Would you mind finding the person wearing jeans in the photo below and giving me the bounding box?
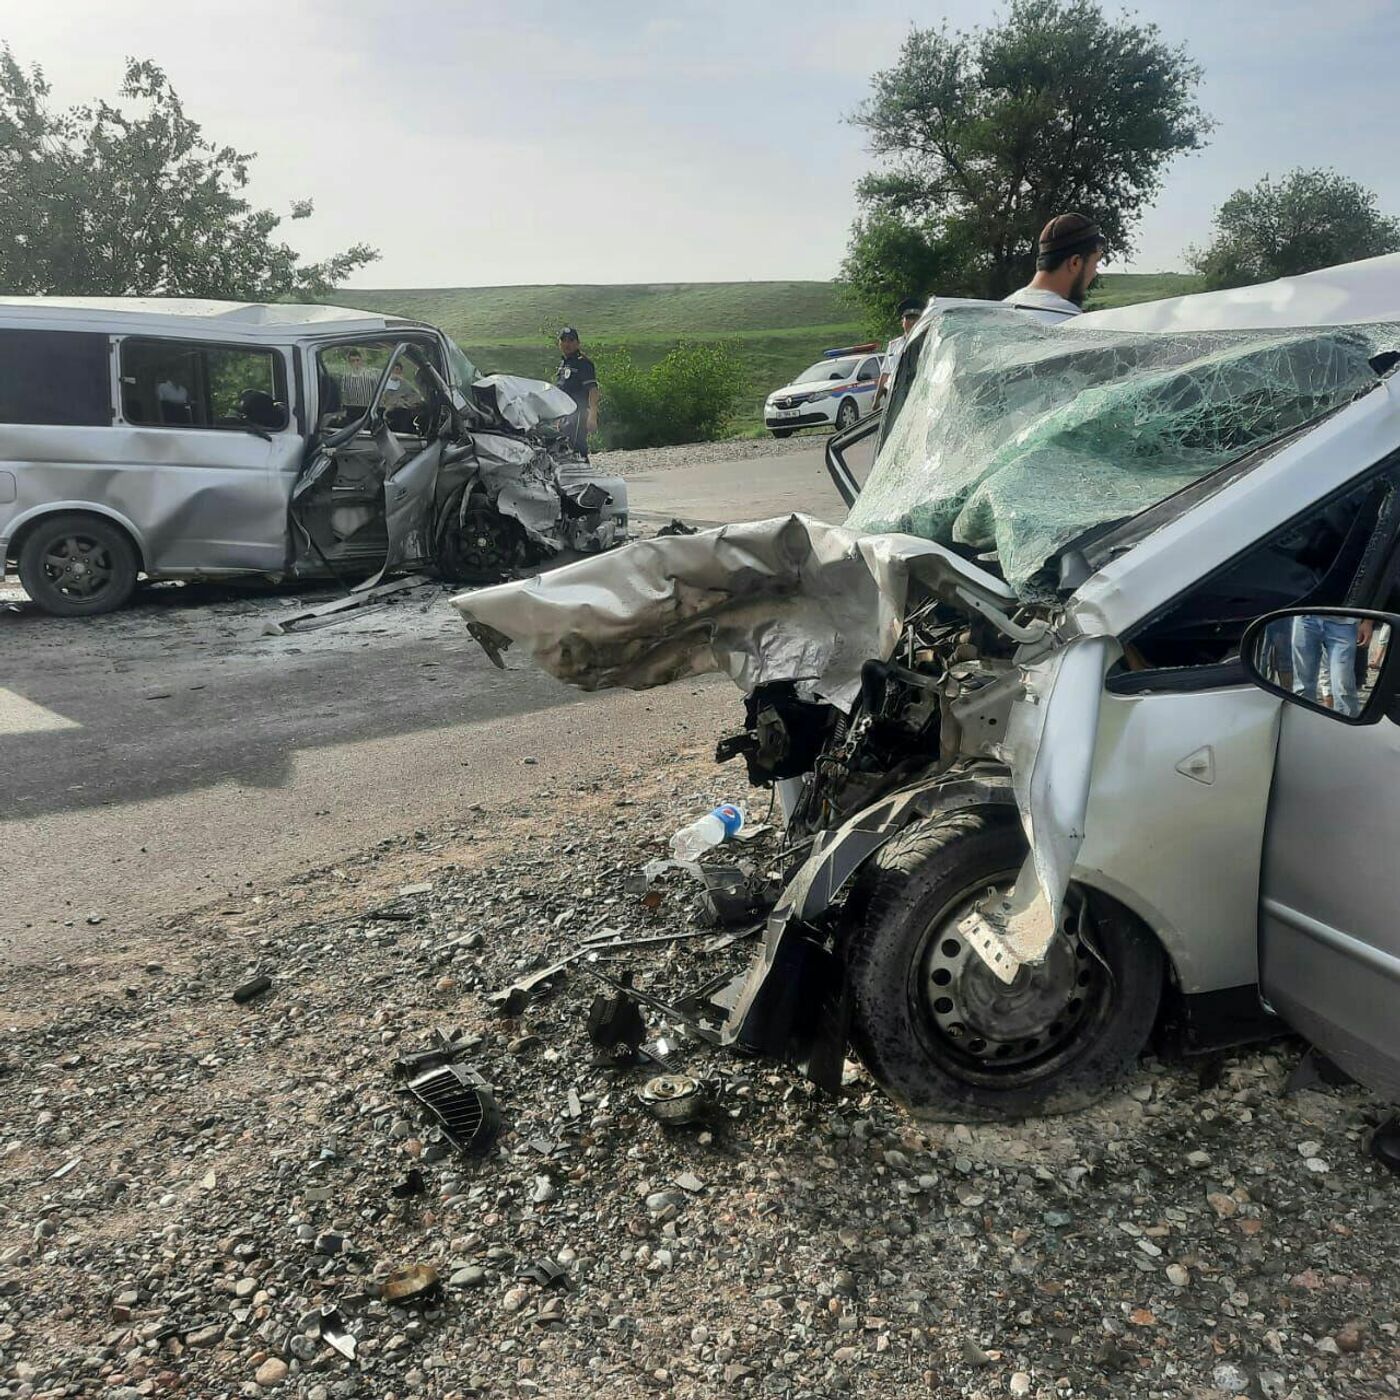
[1291,613,1369,716]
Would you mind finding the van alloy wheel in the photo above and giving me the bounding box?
[44,534,115,599]
[17,513,139,617]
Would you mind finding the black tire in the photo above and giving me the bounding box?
[835,398,859,431]
[436,490,530,583]
[770,428,796,439]
[847,810,1164,1121]
[17,512,139,617]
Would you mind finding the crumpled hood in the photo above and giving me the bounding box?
[472,375,576,431]
[452,513,1016,707]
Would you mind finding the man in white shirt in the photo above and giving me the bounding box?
[1003,214,1106,323]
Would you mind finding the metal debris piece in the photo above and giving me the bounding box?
[488,956,581,1015]
[390,1168,426,1199]
[381,1264,441,1306]
[637,1073,712,1125]
[267,574,432,635]
[1371,1115,1400,1173]
[697,865,780,929]
[401,1062,500,1155]
[394,1027,483,1078]
[516,1258,571,1289]
[230,974,273,1004]
[577,964,722,1046]
[674,969,750,1028]
[640,1037,682,1074]
[315,1305,357,1361]
[656,518,699,537]
[586,974,648,1062]
[1285,1047,1356,1095]
[49,1156,82,1180]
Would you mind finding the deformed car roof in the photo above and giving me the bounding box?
[0,296,431,342]
[1076,251,1400,333]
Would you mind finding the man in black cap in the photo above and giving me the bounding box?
[1003,213,1107,322]
[554,327,598,459]
[876,296,925,406]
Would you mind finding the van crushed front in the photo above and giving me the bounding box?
[291,352,627,588]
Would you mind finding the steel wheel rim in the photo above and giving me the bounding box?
[43,534,116,599]
[909,872,1110,1079]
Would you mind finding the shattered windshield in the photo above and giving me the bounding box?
[793,358,856,384]
[444,335,481,388]
[848,307,1400,596]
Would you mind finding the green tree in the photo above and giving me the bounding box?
[595,342,745,449]
[0,48,377,299]
[1189,168,1400,290]
[840,0,1210,322]
[839,213,977,334]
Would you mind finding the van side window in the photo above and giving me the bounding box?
[120,338,287,431]
[0,329,111,427]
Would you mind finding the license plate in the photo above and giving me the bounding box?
[773,407,801,419]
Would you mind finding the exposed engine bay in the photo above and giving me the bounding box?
[716,598,1024,841]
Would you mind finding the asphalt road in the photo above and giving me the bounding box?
[0,437,865,963]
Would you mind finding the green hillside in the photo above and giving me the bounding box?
[338,273,1201,436]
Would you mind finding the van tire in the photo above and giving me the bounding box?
[846,811,1164,1121]
[17,513,139,617]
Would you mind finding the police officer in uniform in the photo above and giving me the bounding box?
[554,326,598,459]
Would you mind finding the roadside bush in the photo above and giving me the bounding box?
[595,341,744,449]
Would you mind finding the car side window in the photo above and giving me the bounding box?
[317,340,441,434]
[859,357,879,382]
[1120,467,1399,676]
[120,338,287,431]
[0,329,111,427]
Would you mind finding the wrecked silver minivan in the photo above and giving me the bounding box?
[456,258,1400,1120]
[0,298,626,616]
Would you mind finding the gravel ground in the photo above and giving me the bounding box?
[592,435,821,478]
[2,745,1397,1400]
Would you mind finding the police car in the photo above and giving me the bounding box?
[763,342,885,437]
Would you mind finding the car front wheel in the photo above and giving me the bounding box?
[835,398,859,431]
[846,810,1164,1120]
[770,427,796,439]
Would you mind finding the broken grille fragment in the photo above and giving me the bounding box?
[402,1063,500,1155]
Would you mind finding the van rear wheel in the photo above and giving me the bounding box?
[846,811,1165,1121]
[18,513,139,617]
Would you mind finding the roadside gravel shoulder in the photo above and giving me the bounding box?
[593,433,823,478]
[1,745,1396,1399]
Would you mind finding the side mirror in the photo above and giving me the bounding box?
[1240,607,1400,725]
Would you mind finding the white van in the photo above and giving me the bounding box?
[0,298,626,615]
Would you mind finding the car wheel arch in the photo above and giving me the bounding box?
[7,503,149,574]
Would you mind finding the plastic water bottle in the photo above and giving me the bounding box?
[669,802,745,865]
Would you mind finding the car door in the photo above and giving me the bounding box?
[856,356,881,414]
[1258,680,1400,1098]
[116,334,299,572]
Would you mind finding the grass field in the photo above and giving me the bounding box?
[340,273,1202,436]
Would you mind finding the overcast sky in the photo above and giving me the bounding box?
[6,0,1399,288]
